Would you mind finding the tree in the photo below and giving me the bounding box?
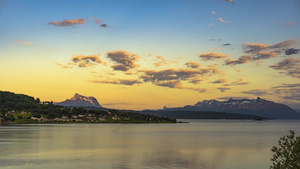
[270,130,300,169]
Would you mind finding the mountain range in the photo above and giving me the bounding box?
[55,93,300,119]
[161,97,300,119]
[55,93,103,108]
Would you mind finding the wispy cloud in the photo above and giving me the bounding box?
[218,18,229,23]
[186,62,201,69]
[56,63,73,69]
[224,79,250,86]
[153,56,169,67]
[106,50,140,71]
[285,21,294,26]
[225,55,253,65]
[16,40,32,45]
[241,89,268,96]
[224,0,234,4]
[71,54,104,68]
[211,11,216,15]
[217,87,231,92]
[91,79,142,86]
[269,57,300,78]
[90,17,101,24]
[212,78,227,84]
[199,52,229,61]
[223,43,231,46]
[49,19,86,26]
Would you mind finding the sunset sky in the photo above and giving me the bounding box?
[0,0,299,110]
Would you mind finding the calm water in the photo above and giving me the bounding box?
[0,120,300,169]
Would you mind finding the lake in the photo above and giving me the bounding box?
[0,120,300,169]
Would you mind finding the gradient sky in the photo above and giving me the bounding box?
[0,0,299,110]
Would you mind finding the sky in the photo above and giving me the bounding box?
[0,0,299,110]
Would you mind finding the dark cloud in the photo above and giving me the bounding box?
[100,24,109,28]
[212,78,227,84]
[71,55,104,68]
[225,55,253,65]
[185,62,201,69]
[49,19,86,26]
[241,90,268,96]
[199,52,228,61]
[217,87,231,92]
[269,57,300,78]
[223,43,231,46]
[106,50,140,71]
[91,79,142,86]
[111,64,129,71]
[285,48,300,55]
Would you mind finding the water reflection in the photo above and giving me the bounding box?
[0,120,300,169]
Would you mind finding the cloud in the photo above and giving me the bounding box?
[223,43,231,46]
[90,17,101,24]
[224,79,250,86]
[285,22,294,26]
[210,39,221,41]
[56,63,73,69]
[211,11,216,15]
[154,80,206,93]
[71,54,104,68]
[224,0,234,4]
[199,52,229,61]
[209,23,214,26]
[185,62,201,69]
[100,24,109,28]
[153,56,169,67]
[49,19,86,26]
[106,50,140,71]
[271,83,300,101]
[16,40,32,45]
[217,97,251,100]
[218,18,229,23]
[217,87,231,92]
[269,57,300,78]
[139,68,222,91]
[285,48,300,55]
[227,39,300,65]
[111,64,129,71]
[212,78,227,84]
[241,89,268,96]
[225,55,253,65]
[91,79,142,86]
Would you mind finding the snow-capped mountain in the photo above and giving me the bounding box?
[55,93,102,108]
[163,97,300,119]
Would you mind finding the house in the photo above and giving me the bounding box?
[0,117,5,122]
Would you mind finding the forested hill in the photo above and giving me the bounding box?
[0,91,42,112]
[0,91,176,123]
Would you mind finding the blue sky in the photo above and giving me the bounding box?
[0,0,299,110]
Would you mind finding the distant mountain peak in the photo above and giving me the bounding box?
[163,97,300,119]
[55,93,102,108]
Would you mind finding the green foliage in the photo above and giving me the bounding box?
[270,130,300,169]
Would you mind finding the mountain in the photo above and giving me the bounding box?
[161,97,300,119]
[55,93,102,108]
